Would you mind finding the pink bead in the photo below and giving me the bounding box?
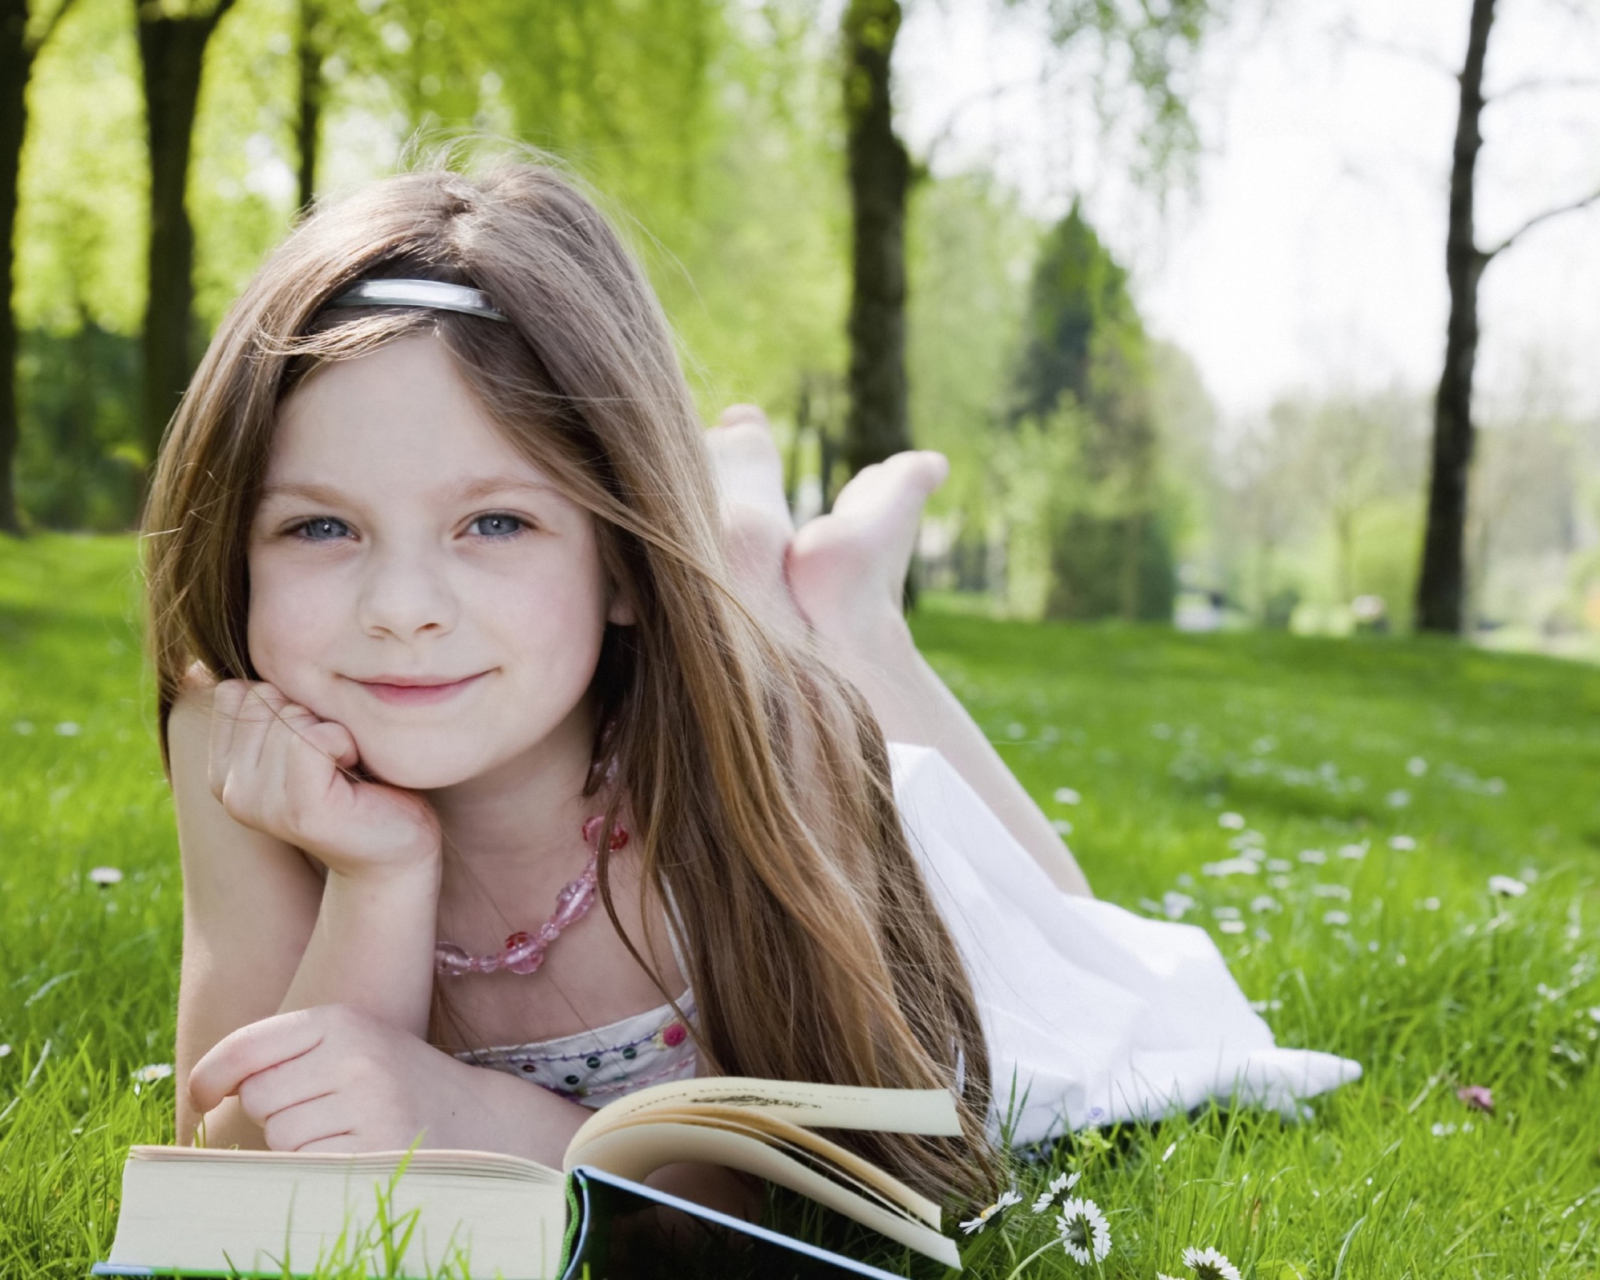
[504,940,546,975]
[581,816,630,852]
[432,823,621,980]
[662,1022,686,1048]
[551,883,595,929]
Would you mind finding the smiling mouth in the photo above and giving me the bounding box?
[352,672,490,706]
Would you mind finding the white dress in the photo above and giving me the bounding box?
[888,742,1361,1146]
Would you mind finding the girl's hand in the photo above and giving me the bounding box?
[188,1005,479,1153]
[208,680,441,879]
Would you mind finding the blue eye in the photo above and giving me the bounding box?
[469,513,526,538]
[294,516,352,541]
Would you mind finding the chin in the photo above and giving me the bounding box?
[349,734,499,792]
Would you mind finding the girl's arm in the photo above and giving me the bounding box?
[170,678,442,1146]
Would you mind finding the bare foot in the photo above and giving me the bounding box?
[704,406,804,642]
[705,405,794,530]
[788,451,948,648]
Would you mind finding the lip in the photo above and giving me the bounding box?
[350,671,491,706]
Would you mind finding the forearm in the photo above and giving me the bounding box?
[442,1060,591,1165]
[279,858,442,1037]
[821,615,1092,896]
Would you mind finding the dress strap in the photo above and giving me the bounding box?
[659,878,693,984]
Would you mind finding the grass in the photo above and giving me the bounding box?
[2,539,1598,1277]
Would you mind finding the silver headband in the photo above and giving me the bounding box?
[326,278,509,323]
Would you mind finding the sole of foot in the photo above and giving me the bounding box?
[789,451,948,642]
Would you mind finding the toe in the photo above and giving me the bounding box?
[716,403,771,430]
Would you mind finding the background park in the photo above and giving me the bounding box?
[3,0,1600,1275]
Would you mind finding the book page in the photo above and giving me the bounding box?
[109,1148,565,1279]
[567,1122,961,1269]
[570,1077,962,1147]
[576,1105,943,1228]
[126,1145,562,1182]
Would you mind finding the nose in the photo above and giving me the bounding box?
[357,542,459,641]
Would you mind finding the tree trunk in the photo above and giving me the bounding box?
[841,0,910,476]
[295,0,320,215]
[135,0,233,474]
[1415,0,1495,635]
[0,0,33,535]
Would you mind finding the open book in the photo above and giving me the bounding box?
[94,1076,965,1279]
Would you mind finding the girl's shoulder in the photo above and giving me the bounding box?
[170,660,217,722]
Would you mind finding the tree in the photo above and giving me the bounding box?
[295,0,323,214]
[1008,203,1172,622]
[1,0,78,534]
[1280,392,1420,610]
[837,0,1217,481]
[134,0,238,474]
[1415,0,1600,633]
[840,0,910,478]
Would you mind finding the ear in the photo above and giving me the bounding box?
[606,589,636,627]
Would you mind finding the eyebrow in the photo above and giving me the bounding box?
[259,475,557,505]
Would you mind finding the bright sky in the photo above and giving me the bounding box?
[898,0,1600,422]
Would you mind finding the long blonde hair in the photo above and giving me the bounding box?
[143,162,994,1200]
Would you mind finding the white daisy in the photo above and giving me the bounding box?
[1488,875,1527,898]
[88,866,123,886]
[131,1063,173,1084]
[1182,1244,1242,1280]
[1031,1169,1081,1213]
[959,1187,1021,1235]
[1056,1197,1111,1263]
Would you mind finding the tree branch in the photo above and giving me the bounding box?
[1483,183,1600,260]
[1327,20,1456,78]
[919,73,1053,170]
[1489,74,1600,102]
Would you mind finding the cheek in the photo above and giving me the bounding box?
[245,562,343,699]
[489,561,612,684]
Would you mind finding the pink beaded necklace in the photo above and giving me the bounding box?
[434,815,628,977]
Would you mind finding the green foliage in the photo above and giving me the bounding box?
[1013,202,1141,426]
[11,0,858,531]
[15,0,147,335]
[1002,204,1174,623]
[15,324,143,529]
[906,172,1034,541]
[1211,390,1428,630]
[5,541,1600,1276]
[1023,0,1216,187]
[638,6,849,423]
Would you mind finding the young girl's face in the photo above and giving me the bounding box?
[246,334,626,791]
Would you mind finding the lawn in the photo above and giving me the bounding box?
[3,537,1599,1278]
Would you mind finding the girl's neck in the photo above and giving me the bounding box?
[425,700,601,872]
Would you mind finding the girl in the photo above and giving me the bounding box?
[146,162,1356,1209]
